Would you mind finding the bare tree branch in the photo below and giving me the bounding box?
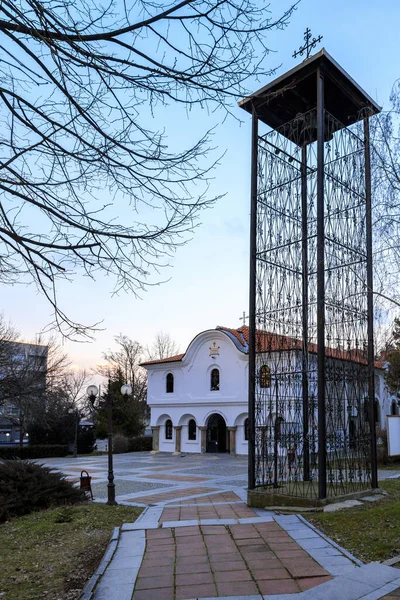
[0,0,297,339]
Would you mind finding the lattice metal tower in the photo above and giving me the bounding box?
[240,50,380,502]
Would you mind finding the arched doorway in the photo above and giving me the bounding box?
[206,414,228,453]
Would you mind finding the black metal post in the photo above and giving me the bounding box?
[301,144,310,482]
[107,379,117,505]
[364,116,378,489]
[73,410,78,459]
[273,379,279,488]
[248,104,258,492]
[317,68,327,500]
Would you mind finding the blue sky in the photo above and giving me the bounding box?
[3,0,400,372]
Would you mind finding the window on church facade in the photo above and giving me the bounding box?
[211,368,220,391]
[260,365,271,388]
[188,419,197,440]
[244,418,249,441]
[165,419,173,440]
[166,373,174,393]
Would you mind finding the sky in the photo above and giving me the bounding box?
[2,0,400,377]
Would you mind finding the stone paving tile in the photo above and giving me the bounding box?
[141,474,210,482]
[135,575,174,590]
[125,486,220,504]
[298,576,333,591]
[216,581,259,596]
[176,584,217,600]
[132,588,175,600]
[258,579,301,595]
[129,521,334,600]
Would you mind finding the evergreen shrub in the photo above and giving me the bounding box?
[0,460,86,522]
[113,434,129,453]
[128,436,152,452]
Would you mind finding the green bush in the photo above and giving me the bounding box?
[128,436,152,452]
[0,445,69,460]
[113,434,129,454]
[0,460,86,522]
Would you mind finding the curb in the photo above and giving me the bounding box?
[78,526,120,600]
[297,514,364,566]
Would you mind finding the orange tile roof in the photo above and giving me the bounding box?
[140,326,383,368]
[140,353,184,366]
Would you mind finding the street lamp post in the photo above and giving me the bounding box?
[68,407,79,458]
[87,382,132,506]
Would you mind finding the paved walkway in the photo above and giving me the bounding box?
[38,453,400,600]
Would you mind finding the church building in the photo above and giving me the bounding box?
[140,325,395,456]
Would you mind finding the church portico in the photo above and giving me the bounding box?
[142,325,392,461]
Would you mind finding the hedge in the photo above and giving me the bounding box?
[128,436,153,452]
[0,445,69,460]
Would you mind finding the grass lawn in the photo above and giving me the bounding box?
[306,478,400,563]
[0,503,142,600]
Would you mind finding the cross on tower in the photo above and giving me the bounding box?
[292,28,323,60]
[239,311,248,325]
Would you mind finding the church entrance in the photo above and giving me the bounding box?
[206,414,228,453]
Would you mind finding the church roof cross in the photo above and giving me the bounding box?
[293,27,323,60]
[239,311,249,325]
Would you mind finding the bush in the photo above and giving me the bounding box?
[128,436,153,452]
[0,460,86,522]
[0,445,69,460]
[77,426,96,454]
[113,434,129,454]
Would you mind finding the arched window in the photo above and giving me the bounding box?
[188,419,197,441]
[211,368,220,391]
[166,373,174,394]
[244,418,249,441]
[165,419,173,440]
[260,365,271,388]
[392,401,398,416]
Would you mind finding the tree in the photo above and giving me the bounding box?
[95,335,148,437]
[0,0,297,339]
[146,331,180,360]
[384,317,400,396]
[28,370,95,453]
[370,84,400,320]
[94,368,146,438]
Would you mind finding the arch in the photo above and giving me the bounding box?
[234,412,248,427]
[259,364,271,388]
[188,419,197,441]
[156,413,172,427]
[178,413,196,427]
[166,373,174,393]
[203,409,229,428]
[165,419,173,440]
[206,413,228,453]
[210,368,220,391]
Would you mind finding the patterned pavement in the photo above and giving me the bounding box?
[38,453,400,600]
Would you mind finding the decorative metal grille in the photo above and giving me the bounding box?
[253,109,375,499]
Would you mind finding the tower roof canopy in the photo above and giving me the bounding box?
[239,49,380,136]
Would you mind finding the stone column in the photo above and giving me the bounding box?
[228,426,237,455]
[173,426,182,455]
[199,426,207,453]
[150,426,160,454]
